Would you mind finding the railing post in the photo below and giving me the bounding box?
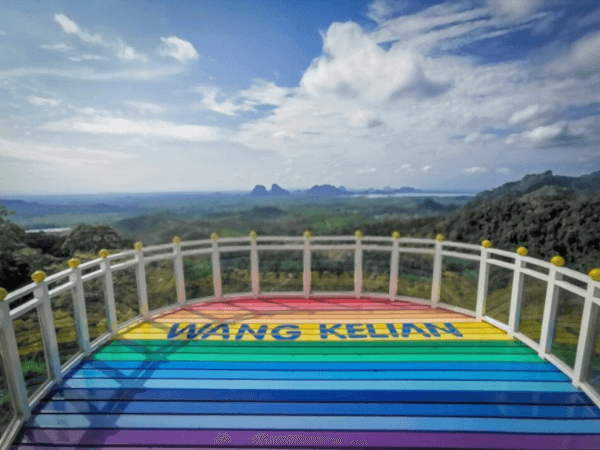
[0,288,30,421]
[389,232,400,301]
[476,240,492,321]
[173,237,186,305]
[99,250,118,335]
[538,257,565,360]
[32,271,62,383]
[508,247,527,336]
[303,231,312,299]
[68,259,91,356]
[134,242,149,318]
[572,270,600,388]
[250,231,259,297]
[211,233,222,299]
[431,234,445,309]
[354,230,363,298]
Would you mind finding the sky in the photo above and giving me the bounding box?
[1,0,599,194]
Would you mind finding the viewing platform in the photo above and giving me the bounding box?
[1,232,599,449]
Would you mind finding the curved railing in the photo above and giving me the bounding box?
[0,232,599,449]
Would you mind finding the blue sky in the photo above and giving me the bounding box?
[1,0,599,194]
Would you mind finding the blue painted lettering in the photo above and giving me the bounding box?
[386,323,399,338]
[367,324,388,338]
[424,323,463,337]
[201,324,230,340]
[272,324,301,341]
[167,323,211,340]
[401,323,431,338]
[319,324,347,340]
[346,324,367,339]
[235,324,268,341]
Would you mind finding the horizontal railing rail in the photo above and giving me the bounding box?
[0,232,599,450]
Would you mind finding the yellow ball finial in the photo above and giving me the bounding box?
[99,249,109,258]
[173,236,182,245]
[436,233,446,242]
[249,230,257,240]
[516,247,528,256]
[134,242,143,251]
[0,288,7,302]
[481,240,492,248]
[210,233,220,241]
[391,231,401,240]
[551,256,565,267]
[31,271,47,283]
[354,230,364,239]
[589,268,600,282]
[303,230,313,239]
[68,258,80,269]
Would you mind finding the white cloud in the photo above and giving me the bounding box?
[0,66,183,81]
[496,168,510,174]
[508,105,540,125]
[356,168,377,174]
[463,166,488,174]
[239,79,291,106]
[158,36,199,62]
[123,100,166,115]
[400,164,411,169]
[546,30,600,77]
[41,42,73,52]
[54,13,146,62]
[68,54,110,62]
[0,30,6,36]
[522,122,565,141]
[422,165,431,172]
[485,0,542,19]
[28,96,61,107]
[39,116,222,142]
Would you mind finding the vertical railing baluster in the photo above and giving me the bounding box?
[538,257,565,359]
[68,259,90,355]
[173,237,186,306]
[0,288,30,421]
[572,271,600,388]
[508,247,527,336]
[250,231,259,297]
[476,240,492,321]
[211,233,222,300]
[99,250,118,335]
[354,230,363,298]
[431,234,445,309]
[32,271,62,383]
[303,231,311,298]
[389,232,400,301]
[134,242,149,318]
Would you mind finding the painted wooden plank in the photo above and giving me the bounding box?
[71,360,561,372]
[17,428,600,449]
[67,368,569,381]
[26,414,600,433]
[45,387,594,404]
[33,400,599,418]
[59,378,576,392]
[89,352,540,361]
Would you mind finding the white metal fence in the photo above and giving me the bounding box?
[0,233,599,449]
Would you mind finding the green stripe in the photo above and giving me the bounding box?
[109,339,522,347]
[91,353,542,362]
[98,346,535,355]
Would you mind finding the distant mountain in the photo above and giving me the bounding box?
[471,170,600,203]
[249,185,270,197]
[305,184,345,196]
[270,184,291,196]
[0,199,144,216]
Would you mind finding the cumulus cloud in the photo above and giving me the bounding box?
[39,115,222,141]
[28,96,61,107]
[68,54,110,62]
[546,30,600,77]
[123,100,166,115]
[356,168,377,174]
[422,165,431,172]
[0,66,182,81]
[463,166,488,174]
[496,168,510,174]
[158,36,199,62]
[54,13,146,62]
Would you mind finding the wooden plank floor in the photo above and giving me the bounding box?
[12,296,600,449]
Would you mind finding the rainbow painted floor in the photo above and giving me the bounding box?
[12,297,600,449]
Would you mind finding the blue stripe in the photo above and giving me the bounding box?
[46,388,594,404]
[34,400,600,419]
[60,378,577,392]
[70,360,560,372]
[28,414,600,433]
[69,368,570,382]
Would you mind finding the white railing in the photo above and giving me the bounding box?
[0,232,599,449]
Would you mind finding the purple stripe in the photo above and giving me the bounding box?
[18,429,600,449]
